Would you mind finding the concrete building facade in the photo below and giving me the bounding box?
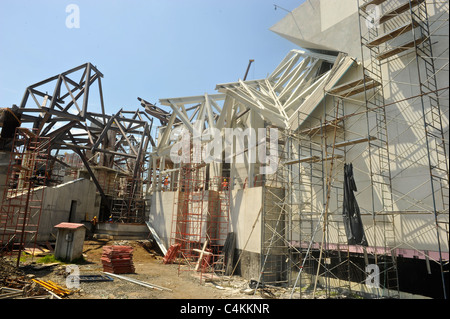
[145,0,448,298]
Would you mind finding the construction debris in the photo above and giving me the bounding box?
[0,0,447,301]
[0,258,54,299]
[103,272,172,292]
[0,287,25,299]
[79,274,114,282]
[32,279,73,297]
[101,245,135,274]
[145,221,167,256]
[23,246,51,257]
[163,243,181,264]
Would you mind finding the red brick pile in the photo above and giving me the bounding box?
[101,245,135,274]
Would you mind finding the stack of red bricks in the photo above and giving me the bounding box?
[101,245,135,274]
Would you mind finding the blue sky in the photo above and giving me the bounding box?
[0,0,304,116]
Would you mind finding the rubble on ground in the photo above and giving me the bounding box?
[0,258,55,299]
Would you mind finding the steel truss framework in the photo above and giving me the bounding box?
[11,63,154,223]
[1,0,442,298]
[141,22,448,297]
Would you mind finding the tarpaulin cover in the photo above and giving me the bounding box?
[342,163,368,246]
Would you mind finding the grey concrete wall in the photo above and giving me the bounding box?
[230,186,262,254]
[270,0,361,58]
[149,190,176,248]
[233,249,261,280]
[95,222,149,240]
[54,227,86,261]
[0,152,10,199]
[4,178,99,242]
[147,186,264,277]
[37,178,100,241]
[2,178,99,242]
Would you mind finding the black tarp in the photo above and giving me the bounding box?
[342,163,368,246]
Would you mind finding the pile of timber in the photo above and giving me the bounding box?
[101,245,135,274]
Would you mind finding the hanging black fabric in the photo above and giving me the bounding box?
[342,163,368,246]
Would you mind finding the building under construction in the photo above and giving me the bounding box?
[1,0,448,299]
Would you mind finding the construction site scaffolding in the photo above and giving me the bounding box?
[358,0,449,298]
[257,0,448,299]
[0,128,50,267]
[169,154,232,284]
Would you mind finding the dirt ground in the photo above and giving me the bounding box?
[25,239,270,300]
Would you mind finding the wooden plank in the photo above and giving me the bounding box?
[333,136,377,148]
[195,240,209,271]
[327,77,367,95]
[360,0,387,11]
[285,154,344,165]
[328,77,381,97]
[23,247,50,256]
[367,21,419,47]
[378,0,425,24]
[298,121,344,136]
[376,37,426,60]
[193,248,213,256]
[320,154,344,162]
[284,156,320,165]
[145,221,167,256]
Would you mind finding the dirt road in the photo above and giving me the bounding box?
[32,239,263,300]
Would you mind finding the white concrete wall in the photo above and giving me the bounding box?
[149,190,176,248]
[272,0,449,255]
[293,59,449,253]
[270,0,448,61]
[147,0,448,258]
[148,186,263,254]
[230,186,263,254]
[270,0,360,57]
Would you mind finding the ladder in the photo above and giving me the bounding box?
[0,128,50,266]
[358,0,399,298]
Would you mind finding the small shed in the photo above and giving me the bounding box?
[54,222,86,262]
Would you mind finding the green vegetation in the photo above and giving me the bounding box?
[36,254,59,264]
[35,254,86,265]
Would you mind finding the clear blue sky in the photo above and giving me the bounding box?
[0,0,304,116]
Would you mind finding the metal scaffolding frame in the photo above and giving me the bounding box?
[137,1,448,298]
[0,128,50,266]
[171,165,231,284]
[357,0,449,298]
[255,0,448,299]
